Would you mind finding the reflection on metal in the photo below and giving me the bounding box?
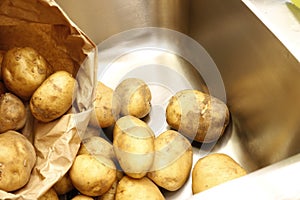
[56,0,300,199]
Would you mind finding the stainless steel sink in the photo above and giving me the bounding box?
[56,0,300,199]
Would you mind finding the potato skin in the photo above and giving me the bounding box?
[53,173,74,195]
[0,93,27,133]
[0,130,36,192]
[115,78,152,118]
[166,89,230,143]
[78,136,115,161]
[113,116,155,179]
[38,188,59,200]
[30,70,76,122]
[192,153,247,194]
[115,176,165,200]
[1,47,52,100]
[90,81,121,128]
[69,154,116,197]
[72,195,94,200]
[147,130,193,191]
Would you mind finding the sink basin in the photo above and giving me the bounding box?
[56,0,300,199]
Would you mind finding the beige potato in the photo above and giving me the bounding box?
[113,115,155,179]
[30,70,76,122]
[78,136,115,161]
[115,78,151,118]
[0,130,36,191]
[192,153,247,194]
[90,81,121,128]
[0,93,27,133]
[69,154,116,197]
[53,173,74,195]
[72,195,94,200]
[166,89,230,143]
[38,188,59,200]
[1,47,52,100]
[115,176,165,200]
[147,130,193,191]
[97,180,118,200]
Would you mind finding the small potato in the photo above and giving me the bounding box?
[69,154,116,197]
[90,81,121,128]
[147,130,193,191]
[38,188,59,200]
[0,93,27,133]
[72,195,94,200]
[192,153,247,194]
[1,47,52,100]
[53,173,74,195]
[113,115,155,179]
[115,78,151,118]
[166,89,230,143]
[0,130,36,192]
[30,70,76,122]
[115,176,165,200]
[78,136,115,161]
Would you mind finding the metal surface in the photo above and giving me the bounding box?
[56,0,300,199]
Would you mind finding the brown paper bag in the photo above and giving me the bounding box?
[0,0,97,199]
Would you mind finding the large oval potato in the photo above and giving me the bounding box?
[1,47,52,100]
[113,115,155,179]
[115,176,165,200]
[69,154,116,197]
[147,130,193,191]
[115,78,152,118]
[90,81,121,128]
[192,153,247,194]
[0,130,36,192]
[30,70,76,122]
[166,89,230,143]
[0,93,27,133]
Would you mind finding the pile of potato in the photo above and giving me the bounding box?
[0,45,247,199]
[0,47,76,194]
[54,77,247,199]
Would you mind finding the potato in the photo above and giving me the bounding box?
[192,153,247,194]
[38,188,59,200]
[78,136,115,161]
[0,130,36,191]
[115,176,165,200]
[69,154,116,197]
[97,180,118,200]
[72,195,94,200]
[1,47,52,100]
[166,89,230,143]
[113,115,155,179]
[147,130,193,191]
[0,93,27,133]
[90,81,121,128]
[115,78,151,118]
[53,173,74,195]
[30,70,76,122]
